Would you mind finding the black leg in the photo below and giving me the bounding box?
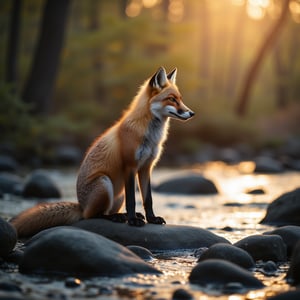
[125,171,145,226]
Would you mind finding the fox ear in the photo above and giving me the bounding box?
[167,68,177,84]
[149,67,168,90]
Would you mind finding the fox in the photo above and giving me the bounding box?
[11,67,194,237]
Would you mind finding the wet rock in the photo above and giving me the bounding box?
[260,188,300,226]
[264,225,300,257]
[0,281,22,292]
[19,227,160,277]
[54,145,82,166]
[65,277,81,288]
[267,289,300,300]
[254,156,284,173]
[197,243,255,269]
[127,246,154,260]
[172,288,194,300]
[246,188,265,195]
[189,259,264,290]
[22,170,61,199]
[154,173,218,195]
[258,260,278,276]
[74,219,229,251]
[0,173,23,195]
[286,241,300,286]
[0,217,17,259]
[234,234,287,262]
[0,155,18,172]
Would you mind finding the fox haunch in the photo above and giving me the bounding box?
[10,67,194,237]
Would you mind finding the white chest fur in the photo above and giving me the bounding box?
[135,118,166,168]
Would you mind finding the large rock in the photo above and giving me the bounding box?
[234,235,287,262]
[254,156,284,173]
[0,217,17,258]
[189,259,264,290]
[154,173,218,195]
[264,226,300,257]
[0,173,23,195]
[260,188,300,226]
[286,241,300,286]
[19,227,160,277]
[197,243,255,269]
[22,170,61,199]
[73,219,229,251]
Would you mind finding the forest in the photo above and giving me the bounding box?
[0,0,299,165]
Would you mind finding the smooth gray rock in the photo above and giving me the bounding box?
[154,173,218,195]
[197,243,255,269]
[19,227,160,277]
[254,156,284,173]
[287,241,300,286]
[0,217,17,258]
[234,234,287,262]
[260,188,300,226]
[264,225,300,257]
[189,259,264,290]
[73,219,229,251]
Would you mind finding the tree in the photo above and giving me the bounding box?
[22,0,71,115]
[235,0,290,116]
[5,0,22,89]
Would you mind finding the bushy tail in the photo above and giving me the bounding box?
[10,202,83,238]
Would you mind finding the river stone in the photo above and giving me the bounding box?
[126,245,154,260]
[267,290,300,300]
[19,227,160,277]
[234,234,287,262]
[254,156,284,173]
[197,243,255,269]
[22,170,61,199]
[264,225,300,257]
[154,173,218,195]
[189,259,264,290]
[286,241,300,285]
[260,188,300,226]
[0,173,23,195]
[73,219,229,251]
[0,217,17,258]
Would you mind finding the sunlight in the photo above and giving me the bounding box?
[168,0,184,22]
[126,0,142,17]
[290,0,300,23]
[143,0,159,8]
[247,0,270,19]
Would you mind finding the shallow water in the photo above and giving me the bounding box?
[1,162,300,299]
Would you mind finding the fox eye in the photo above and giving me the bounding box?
[169,97,178,104]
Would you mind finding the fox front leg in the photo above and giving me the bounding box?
[138,167,166,225]
[125,171,145,226]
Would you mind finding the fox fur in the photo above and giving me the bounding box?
[11,67,194,237]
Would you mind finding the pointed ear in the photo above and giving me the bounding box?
[149,67,168,90]
[167,68,177,84]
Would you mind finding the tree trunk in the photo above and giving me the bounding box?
[6,0,22,89]
[235,0,290,117]
[22,0,71,115]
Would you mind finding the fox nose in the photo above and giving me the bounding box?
[189,111,195,117]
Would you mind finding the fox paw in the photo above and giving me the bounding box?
[147,216,166,225]
[101,213,127,223]
[128,217,145,227]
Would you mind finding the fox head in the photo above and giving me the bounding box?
[148,67,195,121]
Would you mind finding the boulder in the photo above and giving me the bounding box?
[267,290,300,300]
[264,225,300,257]
[54,145,82,166]
[19,227,160,277]
[197,243,255,269]
[189,259,264,291]
[73,219,229,251]
[22,170,61,199]
[260,188,300,226]
[234,235,287,262]
[0,217,17,258]
[154,173,218,195]
[286,241,300,286]
[254,156,284,173]
[0,155,18,172]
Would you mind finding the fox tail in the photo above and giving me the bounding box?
[10,202,83,238]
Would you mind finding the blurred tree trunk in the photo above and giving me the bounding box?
[226,4,246,100]
[235,0,290,117]
[6,0,22,90]
[273,41,288,108]
[88,0,101,30]
[120,0,128,19]
[198,0,210,98]
[22,0,71,115]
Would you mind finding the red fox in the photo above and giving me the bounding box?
[11,67,194,237]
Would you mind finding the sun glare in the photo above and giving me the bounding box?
[290,0,300,23]
[247,0,270,19]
